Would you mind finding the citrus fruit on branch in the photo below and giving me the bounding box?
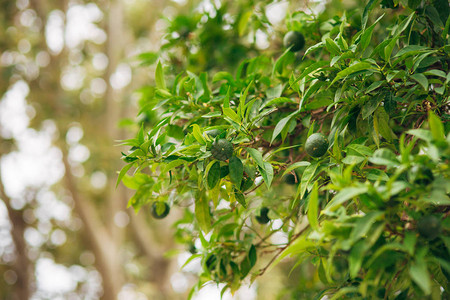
[211,139,233,161]
[151,202,170,219]
[417,215,441,240]
[305,133,329,158]
[205,129,224,138]
[283,31,305,52]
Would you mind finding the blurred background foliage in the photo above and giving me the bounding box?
[0,0,334,299]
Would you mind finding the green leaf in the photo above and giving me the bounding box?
[325,38,341,55]
[191,124,206,145]
[271,111,299,144]
[195,191,211,233]
[384,36,401,62]
[362,0,378,30]
[368,148,399,167]
[350,211,383,243]
[273,48,294,75]
[443,12,450,39]
[298,161,319,200]
[428,111,445,141]
[274,235,315,266]
[207,161,221,189]
[349,240,366,278]
[394,45,428,58]
[393,12,415,36]
[329,287,360,300]
[358,14,384,53]
[213,71,234,83]
[181,254,202,270]
[282,161,311,177]
[259,162,274,188]
[342,155,365,164]
[155,61,166,89]
[245,148,273,188]
[234,189,246,207]
[362,93,383,119]
[411,73,428,91]
[330,62,375,86]
[307,182,319,231]
[323,186,368,212]
[249,244,257,267]
[407,129,433,142]
[223,107,241,124]
[403,231,417,256]
[424,69,447,78]
[346,144,373,156]
[295,61,329,84]
[116,164,133,188]
[260,97,296,110]
[374,107,395,142]
[229,156,244,186]
[409,259,431,295]
[238,10,253,36]
[246,148,265,169]
[365,169,389,181]
[239,80,253,119]
[163,159,186,173]
[223,86,231,108]
[299,80,326,111]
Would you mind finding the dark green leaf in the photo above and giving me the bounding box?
[207,161,221,189]
[229,156,244,186]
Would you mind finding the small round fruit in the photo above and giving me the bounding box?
[417,215,441,240]
[305,133,329,158]
[408,165,434,186]
[283,31,305,52]
[188,244,197,254]
[255,207,270,224]
[151,202,170,219]
[211,139,233,161]
[205,129,224,138]
[284,173,297,185]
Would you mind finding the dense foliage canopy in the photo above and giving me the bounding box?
[120,0,450,298]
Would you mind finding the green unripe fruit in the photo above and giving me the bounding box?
[283,31,305,52]
[305,133,329,158]
[408,165,434,186]
[255,207,270,224]
[151,202,170,219]
[211,139,233,161]
[205,129,224,138]
[188,244,197,254]
[417,215,441,240]
[284,173,297,185]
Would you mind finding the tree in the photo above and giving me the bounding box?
[121,0,450,298]
[0,0,184,299]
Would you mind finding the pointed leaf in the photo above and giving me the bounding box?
[207,161,221,189]
[155,61,166,89]
[307,182,319,231]
[195,192,211,233]
[229,156,244,186]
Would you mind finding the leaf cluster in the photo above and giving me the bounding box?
[120,0,450,298]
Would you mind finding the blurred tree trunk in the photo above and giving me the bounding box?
[0,176,31,300]
[0,0,181,298]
